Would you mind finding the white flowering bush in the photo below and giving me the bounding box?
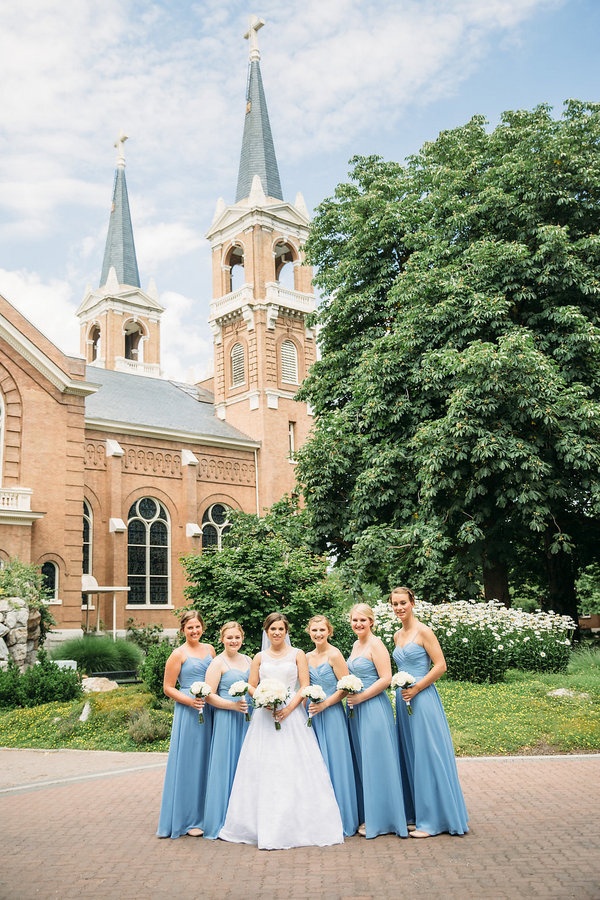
[373,599,575,683]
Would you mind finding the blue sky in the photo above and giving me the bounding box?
[0,0,598,381]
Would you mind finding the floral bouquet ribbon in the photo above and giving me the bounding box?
[300,685,326,726]
[391,670,417,715]
[189,681,212,723]
[336,674,363,718]
[253,678,289,730]
[228,680,252,721]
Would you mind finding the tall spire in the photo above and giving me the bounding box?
[235,16,283,203]
[100,133,141,288]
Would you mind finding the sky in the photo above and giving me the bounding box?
[0,0,598,383]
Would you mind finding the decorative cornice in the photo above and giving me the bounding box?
[85,416,261,450]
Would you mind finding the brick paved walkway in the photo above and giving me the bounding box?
[1,749,598,899]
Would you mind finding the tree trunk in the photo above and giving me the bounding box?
[482,555,510,607]
[544,532,579,625]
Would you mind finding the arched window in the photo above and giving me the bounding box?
[89,325,101,362]
[127,498,170,605]
[281,340,299,385]
[226,244,245,293]
[202,503,231,551]
[82,500,93,576]
[124,321,144,361]
[230,342,245,387]
[41,561,59,603]
[274,240,296,288]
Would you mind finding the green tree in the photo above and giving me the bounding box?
[297,101,600,620]
[181,498,347,653]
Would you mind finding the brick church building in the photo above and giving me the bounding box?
[0,19,316,640]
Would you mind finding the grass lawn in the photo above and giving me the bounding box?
[1,648,599,756]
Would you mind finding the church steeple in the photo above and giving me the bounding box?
[100,133,141,288]
[76,135,163,376]
[235,16,283,203]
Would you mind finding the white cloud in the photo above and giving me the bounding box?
[0,268,80,356]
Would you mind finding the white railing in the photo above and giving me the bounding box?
[210,284,255,320]
[265,283,315,313]
[0,488,33,510]
[114,358,161,377]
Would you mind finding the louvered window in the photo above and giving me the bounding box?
[231,342,245,387]
[281,340,298,384]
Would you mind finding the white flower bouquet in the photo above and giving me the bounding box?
[228,680,251,720]
[189,681,212,723]
[253,678,289,730]
[391,670,417,715]
[300,685,326,726]
[336,674,363,718]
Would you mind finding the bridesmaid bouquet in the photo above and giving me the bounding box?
[253,678,289,730]
[229,680,252,720]
[300,685,326,726]
[189,681,212,723]
[391,671,417,715]
[336,674,363,717]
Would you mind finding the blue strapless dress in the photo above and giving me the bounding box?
[347,656,407,838]
[203,665,251,839]
[309,662,359,836]
[157,654,214,838]
[393,642,468,836]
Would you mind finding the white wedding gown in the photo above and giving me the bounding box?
[219,647,344,849]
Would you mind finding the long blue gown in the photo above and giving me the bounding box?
[309,662,359,836]
[157,654,213,838]
[203,664,251,839]
[346,656,408,838]
[393,642,469,836]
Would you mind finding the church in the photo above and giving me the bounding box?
[0,18,316,641]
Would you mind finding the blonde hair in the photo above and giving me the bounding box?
[179,609,204,630]
[220,620,245,642]
[390,586,416,604]
[306,614,334,637]
[350,603,375,626]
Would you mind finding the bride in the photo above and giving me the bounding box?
[219,612,344,849]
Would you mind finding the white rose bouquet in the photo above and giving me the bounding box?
[336,674,363,718]
[253,678,289,730]
[228,680,251,721]
[189,681,212,723]
[300,685,326,726]
[391,670,417,715]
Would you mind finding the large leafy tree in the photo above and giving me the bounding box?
[297,101,600,619]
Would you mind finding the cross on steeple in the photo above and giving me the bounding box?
[244,15,264,61]
[114,132,128,168]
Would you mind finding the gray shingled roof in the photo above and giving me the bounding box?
[100,167,141,288]
[85,367,258,446]
[235,59,283,202]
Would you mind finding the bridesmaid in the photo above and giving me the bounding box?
[305,615,359,837]
[202,621,252,839]
[346,603,407,838]
[391,586,469,838]
[157,610,215,838]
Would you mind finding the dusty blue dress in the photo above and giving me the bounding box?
[309,662,359,836]
[393,642,469,836]
[203,663,251,839]
[346,656,408,838]
[157,654,214,838]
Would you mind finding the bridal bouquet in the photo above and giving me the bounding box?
[189,681,212,723]
[336,674,363,718]
[229,680,252,721]
[253,678,289,730]
[300,685,326,726]
[391,670,417,715]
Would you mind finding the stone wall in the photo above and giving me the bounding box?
[0,597,41,670]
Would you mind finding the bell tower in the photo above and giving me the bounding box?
[206,17,316,510]
[77,134,164,376]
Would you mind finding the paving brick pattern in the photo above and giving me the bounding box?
[0,749,598,899]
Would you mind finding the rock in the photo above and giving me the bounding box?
[547,688,590,700]
[81,677,119,693]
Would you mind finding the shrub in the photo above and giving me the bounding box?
[51,637,143,674]
[12,650,82,708]
[127,708,172,744]
[125,619,165,654]
[140,640,174,701]
[0,658,23,708]
[373,599,575,682]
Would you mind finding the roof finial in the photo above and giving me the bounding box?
[114,132,128,168]
[244,15,265,62]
